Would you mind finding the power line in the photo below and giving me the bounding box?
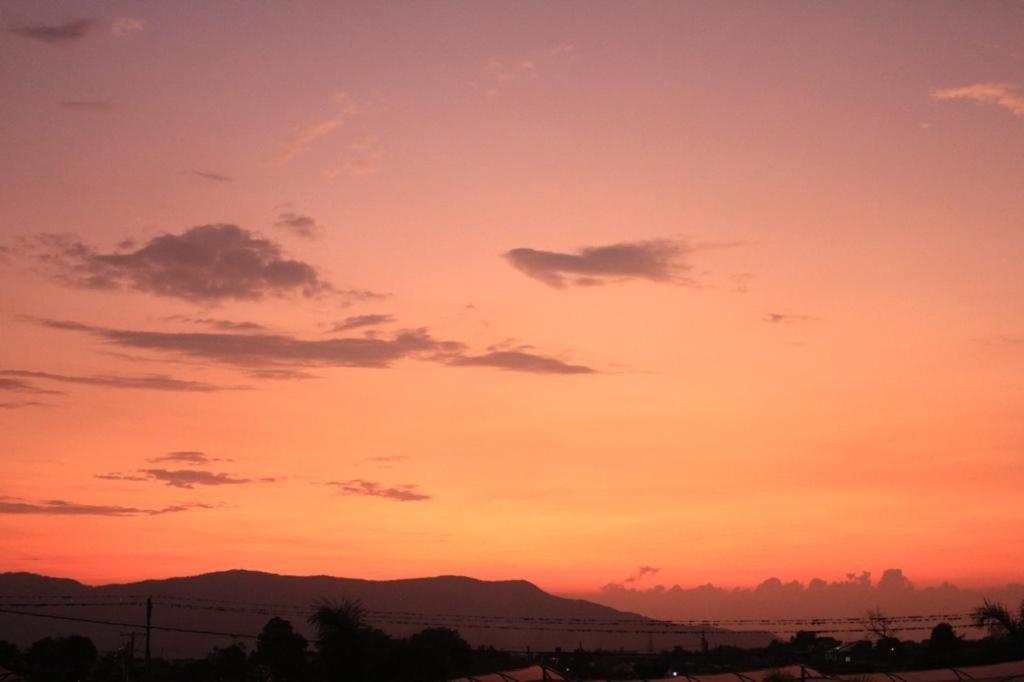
[0,607,257,640]
[0,593,980,626]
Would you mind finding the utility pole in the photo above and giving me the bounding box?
[145,597,152,669]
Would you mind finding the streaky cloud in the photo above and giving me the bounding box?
[8,18,95,44]
[504,239,694,288]
[188,170,233,183]
[764,313,816,325]
[147,451,229,465]
[0,401,49,410]
[329,314,396,332]
[0,377,64,395]
[449,350,596,374]
[164,315,267,332]
[38,319,464,369]
[61,100,115,111]
[0,369,247,392]
[0,496,210,516]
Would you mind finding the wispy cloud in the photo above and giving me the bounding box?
[187,170,233,183]
[764,313,816,325]
[61,100,115,111]
[504,239,694,288]
[111,17,143,37]
[623,565,660,584]
[0,369,246,392]
[336,133,384,177]
[245,368,319,381]
[0,377,63,395]
[164,315,267,332]
[8,18,95,45]
[327,479,430,502]
[274,212,323,239]
[475,59,536,96]
[0,401,49,410]
[362,455,409,466]
[276,93,360,162]
[337,289,391,308]
[329,314,396,333]
[930,82,1024,117]
[27,225,329,302]
[0,496,209,516]
[147,451,230,465]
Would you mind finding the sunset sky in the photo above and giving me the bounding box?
[1,1,1023,594]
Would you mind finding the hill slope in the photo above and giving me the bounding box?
[0,570,772,658]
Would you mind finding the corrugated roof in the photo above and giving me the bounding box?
[449,665,566,681]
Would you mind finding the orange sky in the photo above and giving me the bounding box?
[1,1,1023,594]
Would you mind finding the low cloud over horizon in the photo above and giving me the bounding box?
[589,568,1024,622]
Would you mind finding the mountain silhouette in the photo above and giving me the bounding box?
[0,570,772,657]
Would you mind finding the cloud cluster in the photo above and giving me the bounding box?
[0,496,209,517]
[931,82,1024,117]
[8,18,95,44]
[30,225,328,302]
[328,479,430,502]
[274,212,323,239]
[141,469,268,489]
[504,239,693,288]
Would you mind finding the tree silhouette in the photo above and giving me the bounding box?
[405,628,473,680]
[307,598,397,681]
[255,617,308,681]
[866,609,894,639]
[972,599,1024,643]
[0,640,22,675]
[25,635,97,682]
